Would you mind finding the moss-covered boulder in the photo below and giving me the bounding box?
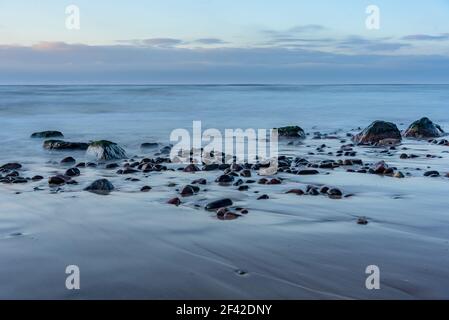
[353,121,401,145]
[403,117,445,139]
[276,126,306,139]
[31,131,64,138]
[86,140,127,161]
[43,140,89,150]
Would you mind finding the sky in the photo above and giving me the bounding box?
[1,0,449,84]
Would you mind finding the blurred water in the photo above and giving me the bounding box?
[1,84,448,163]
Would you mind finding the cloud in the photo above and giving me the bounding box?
[116,38,184,48]
[402,33,449,41]
[193,38,228,45]
[337,36,411,52]
[1,41,449,84]
[288,25,327,33]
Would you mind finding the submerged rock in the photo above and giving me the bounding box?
[167,197,181,206]
[65,168,81,177]
[140,142,159,149]
[424,170,440,177]
[276,126,306,139]
[86,140,127,161]
[0,163,22,171]
[403,117,445,139]
[31,131,63,138]
[353,121,402,145]
[84,179,114,195]
[48,175,71,186]
[43,140,89,151]
[205,198,233,210]
[61,157,76,165]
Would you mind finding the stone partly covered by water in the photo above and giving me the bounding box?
[276,126,306,139]
[43,140,89,151]
[31,131,64,139]
[86,140,127,161]
[84,179,115,195]
[353,121,402,145]
[403,117,445,139]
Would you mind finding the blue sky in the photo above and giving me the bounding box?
[1,0,449,83]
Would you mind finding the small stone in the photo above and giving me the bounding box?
[357,217,369,225]
[61,157,76,165]
[205,199,233,210]
[257,194,269,200]
[65,168,81,177]
[183,164,201,173]
[297,170,319,175]
[238,185,249,191]
[141,186,152,192]
[167,197,181,206]
[286,189,304,195]
[31,131,63,138]
[48,175,69,186]
[240,169,251,177]
[84,179,114,195]
[267,178,281,185]
[192,178,207,185]
[0,163,22,171]
[31,175,44,181]
[215,174,234,184]
[394,171,405,178]
[328,188,343,199]
[424,171,440,177]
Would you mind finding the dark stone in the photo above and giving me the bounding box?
[215,174,234,183]
[328,188,343,199]
[0,163,22,171]
[205,198,233,210]
[61,157,76,165]
[424,171,440,177]
[183,164,201,173]
[106,163,119,169]
[87,140,127,160]
[140,142,159,149]
[257,194,269,200]
[48,175,69,186]
[192,178,207,185]
[31,175,44,181]
[353,121,402,145]
[167,197,181,206]
[180,185,199,197]
[286,189,304,195]
[203,164,220,171]
[297,170,319,175]
[43,140,89,151]
[84,179,114,195]
[357,217,369,225]
[267,178,281,185]
[76,162,86,168]
[238,185,249,191]
[258,178,268,184]
[87,162,97,168]
[403,117,444,139]
[276,126,306,139]
[65,168,81,177]
[31,131,63,138]
[141,186,152,192]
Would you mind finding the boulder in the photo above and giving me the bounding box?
[0,163,22,171]
[205,199,233,210]
[43,140,89,151]
[353,121,401,145]
[84,179,114,195]
[31,131,63,138]
[86,140,127,161]
[276,126,306,139]
[403,117,444,139]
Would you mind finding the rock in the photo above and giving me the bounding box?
[48,175,70,186]
[192,178,207,185]
[65,168,81,177]
[183,164,200,173]
[167,197,181,206]
[276,126,306,139]
[84,179,114,195]
[31,175,44,181]
[353,121,402,145]
[372,161,389,174]
[140,186,152,192]
[217,209,240,221]
[394,171,405,178]
[238,185,249,191]
[400,153,408,159]
[105,163,119,169]
[205,199,233,210]
[61,157,76,165]
[257,194,269,200]
[215,174,234,184]
[424,171,440,177]
[258,178,268,184]
[0,163,22,171]
[297,169,319,175]
[240,169,251,177]
[403,117,444,139]
[140,142,159,149]
[31,131,63,138]
[87,140,127,161]
[357,217,369,225]
[328,188,343,199]
[286,189,304,195]
[203,164,220,171]
[267,178,281,185]
[180,185,199,197]
[76,162,86,168]
[43,140,89,151]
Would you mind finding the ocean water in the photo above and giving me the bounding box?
[1,85,449,299]
[1,84,449,163]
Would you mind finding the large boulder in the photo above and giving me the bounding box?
[0,163,22,172]
[84,179,114,195]
[276,126,306,139]
[31,131,64,138]
[403,117,444,139]
[353,121,401,145]
[43,140,89,151]
[86,140,127,161]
